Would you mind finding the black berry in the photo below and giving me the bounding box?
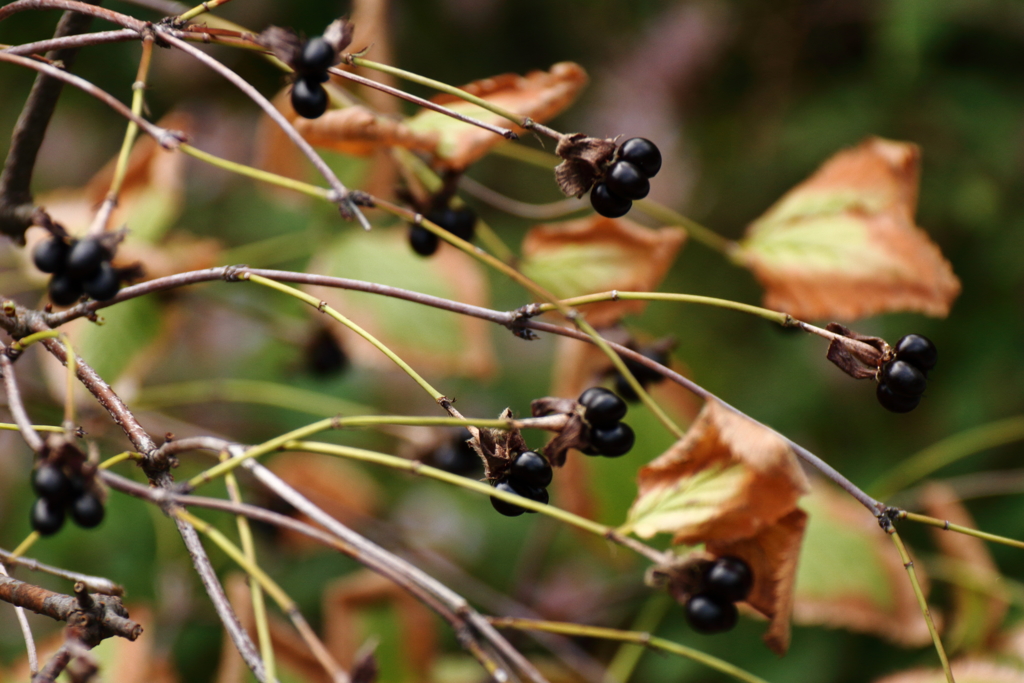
[33,237,69,274]
[618,138,662,177]
[894,334,937,373]
[590,182,631,218]
[881,360,927,397]
[429,429,481,476]
[66,238,108,278]
[70,492,105,528]
[305,327,348,376]
[490,479,526,517]
[82,261,120,301]
[291,77,328,119]
[704,556,753,603]
[685,594,738,634]
[32,464,71,502]
[510,450,552,488]
[605,161,650,200]
[48,271,83,306]
[299,37,334,74]
[614,348,670,402]
[876,383,921,413]
[589,422,635,457]
[578,386,627,426]
[427,207,476,242]
[515,480,549,512]
[408,224,439,256]
[31,497,65,536]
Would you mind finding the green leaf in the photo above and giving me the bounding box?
[624,464,745,539]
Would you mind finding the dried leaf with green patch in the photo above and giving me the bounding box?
[736,137,961,320]
[521,215,686,327]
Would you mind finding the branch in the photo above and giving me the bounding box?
[0,576,142,643]
[1,28,139,56]
[155,32,370,228]
[0,0,146,30]
[0,350,45,452]
[38,266,886,514]
[0,548,123,595]
[0,0,106,243]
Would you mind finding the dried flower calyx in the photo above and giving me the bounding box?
[260,19,354,120]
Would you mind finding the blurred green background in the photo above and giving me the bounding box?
[1,1,1023,682]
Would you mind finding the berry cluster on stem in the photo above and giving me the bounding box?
[685,556,753,635]
[290,37,335,119]
[33,234,123,306]
[579,387,635,456]
[876,334,937,413]
[590,138,662,218]
[490,449,552,517]
[30,462,105,535]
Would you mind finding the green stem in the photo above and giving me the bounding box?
[634,199,737,256]
[489,616,771,683]
[98,451,143,470]
[351,57,550,134]
[176,510,343,681]
[604,594,671,683]
[575,317,684,439]
[870,417,1024,500]
[222,461,277,682]
[531,291,788,325]
[487,142,560,168]
[10,329,61,351]
[178,144,331,200]
[244,273,444,401]
[284,440,614,538]
[108,37,154,201]
[177,0,235,22]
[372,198,684,439]
[0,423,63,433]
[901,511,1024,551]
[888,527,954,683]
[10,533,39,559]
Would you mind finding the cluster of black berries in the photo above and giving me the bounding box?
[876,334,937,413]
[291,37,335,119]
[579,387,635,457]
[490,450,552,517]
[590,138,662,218]
[685,556,753,635]
[30,463,105,536]
[409,205,477,256]
[613,347,670,402]
[34,235,121,306]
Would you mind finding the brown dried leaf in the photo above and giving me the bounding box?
[920,482,1008,651]
[628,399,810,545]
[737,137,961,321]
[407,62,588,170]
[292,104,440,158]
[521,216,686,327]
[793,481,931,647]
[708,508,807,655]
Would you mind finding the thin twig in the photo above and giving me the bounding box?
[886,524,954,683]
[1,29,139,56]
[0,0,146,30]
[0,562,38,676]
[36,266,886,515]
[156,32,369,228]
[0,52,182,148]
[459,175,588,220]
[0,0,105,242]
[900,511,1024,551]
[0,350,45,452]
[326,66,517,140]
[0,548,123,595]
[0,575,142,641]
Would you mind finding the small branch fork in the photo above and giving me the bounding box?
[0,575,142,643]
